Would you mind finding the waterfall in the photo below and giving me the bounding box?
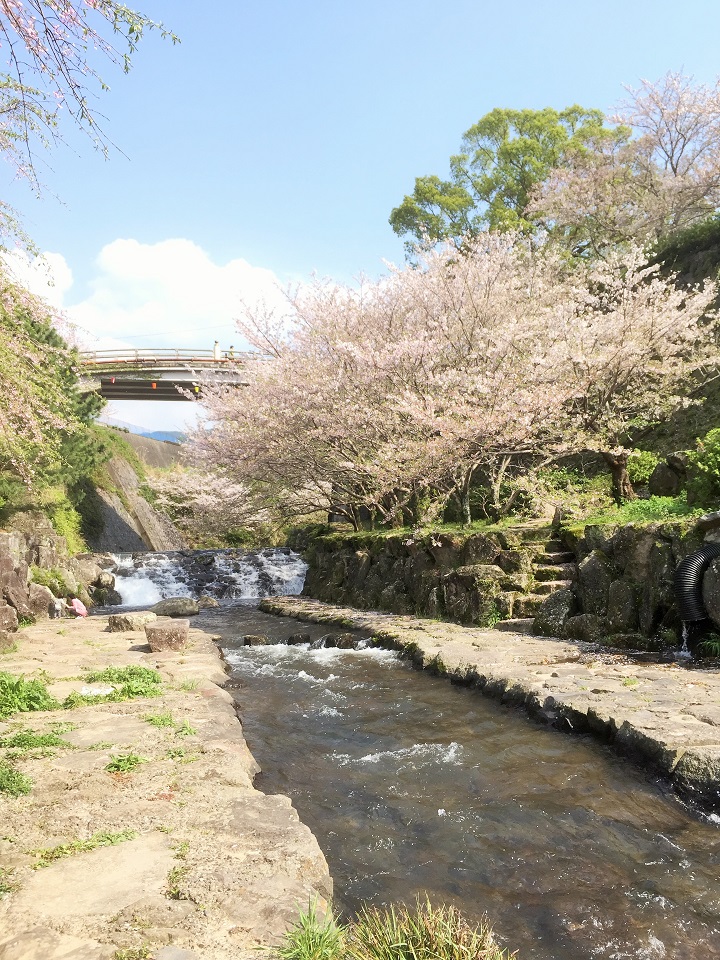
[110,548,307,607]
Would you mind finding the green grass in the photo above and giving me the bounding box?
[0,673,59,720]
[0,729,72,755]
[276,898,513,960]
[85,666,162,697]
[105,753,148,773]
[576,494,704,529]
[174,719,196,737]
[0,761,32,796]
[31,829,137,868]
[166,864,189,899]
[0,867,16,896]
[142,710,175,727]
[63,667,163,710]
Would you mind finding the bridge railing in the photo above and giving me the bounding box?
[79,348,256,366]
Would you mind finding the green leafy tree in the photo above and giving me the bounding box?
[389,106,622,251]
[0,273,107,490]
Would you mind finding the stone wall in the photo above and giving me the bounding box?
[534,521,703,648]
[299,517,720,650]
[0,512,114,650]
[300,529,545,626]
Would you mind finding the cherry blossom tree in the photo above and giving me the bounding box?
[190,232,719,524]
[146,465,272,546]
[531,72,720,256]
[0,0,176,186]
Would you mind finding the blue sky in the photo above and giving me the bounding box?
[4,0,720,429]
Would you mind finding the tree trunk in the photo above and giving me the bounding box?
[602,451,636,504]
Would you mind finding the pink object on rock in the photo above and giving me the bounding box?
[70,598,88,617]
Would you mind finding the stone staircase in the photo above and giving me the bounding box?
[497,535,576,635]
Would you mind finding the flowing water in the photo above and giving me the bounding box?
[109,551,720,960]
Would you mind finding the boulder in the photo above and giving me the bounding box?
[108,611,158,632]
[243,634,274,645]
[55,566,79,596]
[3,583,32,619]
[577,550,613,615]
[151,597,199,617]
[562,613,608,643]
[702,557,720,628]
[0,630,15,652]
[90,586,123,606]
[648,462,683,497]
[145,618,189,652]
[0,603,18,632]
[533,588,576,637]
[287,632,312,645]
[696,511,720,536]
[318,633,356,649]
[639,540,675,634]
[68,555,103,588]
[606,579,638,633]
[27,582,55,619]
[197,595,219,608]
[95,570,116,590]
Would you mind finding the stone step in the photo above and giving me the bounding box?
[543,539,566,553]
[534,580,573,595]
[495,618,535,635]
[513,594,546,617]
[543,551,575,564]
[534,563,575,582]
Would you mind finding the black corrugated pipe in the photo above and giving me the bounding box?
[673,544,720,634]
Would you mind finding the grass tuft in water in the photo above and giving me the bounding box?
[275,898,514,960]
[347,898,514,960]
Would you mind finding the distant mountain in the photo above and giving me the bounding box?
[140,430,185,444]
[99,417,185,445]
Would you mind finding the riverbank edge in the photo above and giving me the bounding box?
[260,596,720,812]
[0,613,333,960]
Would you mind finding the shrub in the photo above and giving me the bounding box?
[30,566,73,598]
[687,428,720,504]
[627,450,660,485]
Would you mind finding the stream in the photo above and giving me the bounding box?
[108,549,720,960]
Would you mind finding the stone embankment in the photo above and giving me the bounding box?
[299,515,720,650]
[0,615,331,960]
[261,596,720,811]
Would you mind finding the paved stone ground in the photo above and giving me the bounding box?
[0,615,331,960]
[261,596,720,811]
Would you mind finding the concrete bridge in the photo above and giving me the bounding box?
[78,349,253,401]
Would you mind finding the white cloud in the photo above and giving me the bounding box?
[65,237,290,352]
